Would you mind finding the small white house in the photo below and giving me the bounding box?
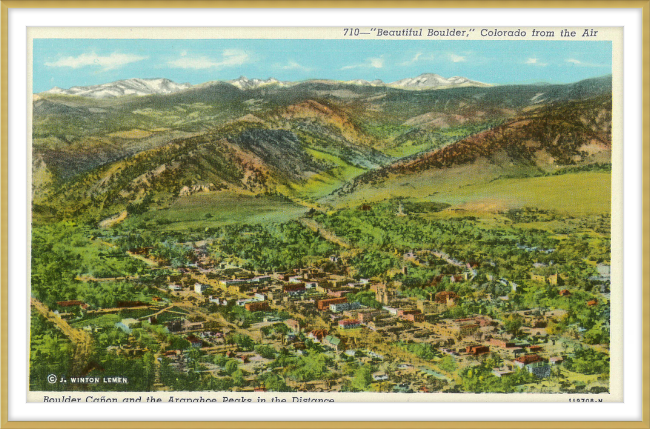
[194,283,209,294]
[372,372,389,381]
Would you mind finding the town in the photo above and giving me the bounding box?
[30,200,611,395]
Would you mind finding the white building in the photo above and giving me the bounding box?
[194,283,209,294]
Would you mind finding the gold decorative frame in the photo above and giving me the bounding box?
[1,1,648,428]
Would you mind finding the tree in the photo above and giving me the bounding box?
[352,366,373,391]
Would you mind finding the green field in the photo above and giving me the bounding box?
[331,171,611,217]
[434,172,611,216]
[125,192,310,231]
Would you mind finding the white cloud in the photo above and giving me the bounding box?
[168,49,249,69]
[281,60,312,71]
[401,52,435,66]
[341,56,384,70]
[565,58,608,68]
[450,54,466,63]
[45,52,146,71]
[526,57,548,66]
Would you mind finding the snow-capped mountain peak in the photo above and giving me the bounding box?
[228,76,285,90]
[40,73,491,99]
[42,78,192,99]
[389,73,490,90]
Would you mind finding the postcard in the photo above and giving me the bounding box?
[26,26,622,403]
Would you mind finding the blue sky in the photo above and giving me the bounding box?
[33,39,612,92]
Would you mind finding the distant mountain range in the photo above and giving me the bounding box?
[43,78,192,99]
[31,73,612,224]
[40,73,491,99]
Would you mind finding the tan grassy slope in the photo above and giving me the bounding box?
[328,95,612,216]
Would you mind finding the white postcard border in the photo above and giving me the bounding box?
[8,6,644,422]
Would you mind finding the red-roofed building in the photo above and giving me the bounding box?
[559,289,571,296]
[307,330,328,342]
[587,299,598,307]
[283,285,306,296]
[317,297,347,311]
[466,345,490,355]
[56,300,88,310]
[513,354,547,368]
[398,309,425,322]
[245,301,270,312]
[338,319,360,329]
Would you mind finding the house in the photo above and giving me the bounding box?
[250,275,271,284]
[330,302,362,313]
[559,289,571,296]
[466,345,490,355]
[283,285,306,296]
[338,319,360,329]
[284,319,301,333]
[587,299,598,307]
[323,335,342,351]
[513,354,547,369]
[208,296,224,305]
[187,335,203,348]
[429,319,479,339]
[328,275,348,288]
[305,282,318,289]
[307,330,328,343]
[398,309,425,323]
[168,284,182,291]
[549,356,564,365]
[326,287,352,298]
[317,297,347,311]
[372,372,389,381]
[491,367,514,378]
[526,360,551,378]
[245,301,270,312]
[289,276,303,284]
[383,306,399,316]
[355,310,378,324]
[194,283,209,294]
[219,279,248,287]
